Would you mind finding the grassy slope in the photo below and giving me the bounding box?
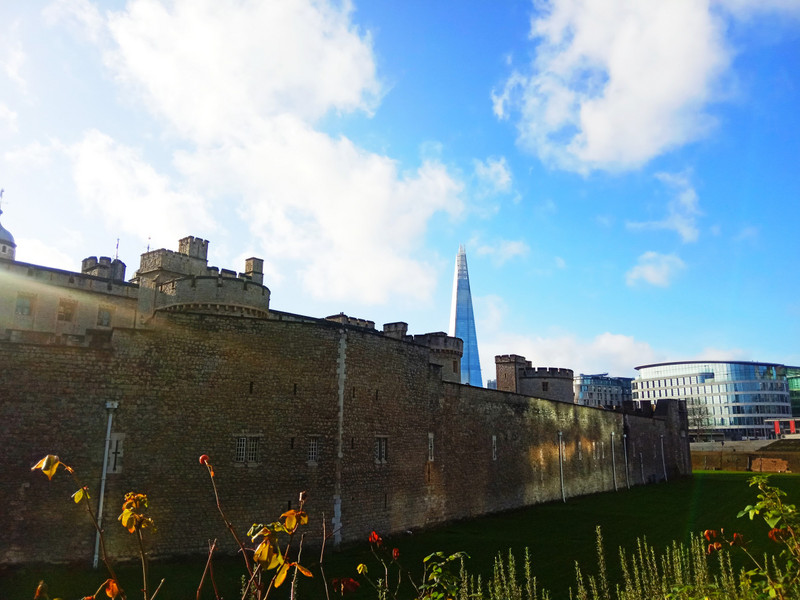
[2,472,798,599]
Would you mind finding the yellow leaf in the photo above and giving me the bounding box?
[254,540,283,570]
[253,541,270,565]
[32,455,61,481]
[298,511,308,526]
[72,489,84,504]
[274,562,290,588]
[281,510,298,532]
[118,509,136,533]
[268,547,284,571]
[357,563,368,575]
[295,563,313,578]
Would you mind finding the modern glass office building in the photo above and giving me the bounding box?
[574,373,633,408]
[448,245,482,386]
[787,366,800,416]
[634,361,792,441]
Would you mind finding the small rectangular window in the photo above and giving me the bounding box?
[427,432,434,462]
[97,307,112,327]
[15,294,33,316]
[542,381,549,392]
[374,436,388,463]
[492,435,497,461]
[57,300,76,322]
[308,436,319,463]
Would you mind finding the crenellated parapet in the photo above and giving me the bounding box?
[81,256,126,282]
[153,274,270,317]
[495,354,575,403]
[325,313,376,329]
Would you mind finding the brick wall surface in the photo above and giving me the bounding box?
[1,312,690,565]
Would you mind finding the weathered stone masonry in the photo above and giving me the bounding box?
[1,311,690,565]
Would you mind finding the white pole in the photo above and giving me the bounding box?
[558,431,565,503]
[622,433,630,489]
[611,432,617,491]
[660,434,668,482]
[94,401,118,568]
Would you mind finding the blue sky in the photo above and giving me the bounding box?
[1,0,799,378]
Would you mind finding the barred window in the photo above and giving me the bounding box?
[427,432,434,462]
[57,300,76,322]
[491,435,497,461]
[247,437,259,462]
[308,436,319,463]
[236,437,247,462]
[235,435,261,464]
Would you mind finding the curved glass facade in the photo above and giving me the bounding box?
[634,361,791,441]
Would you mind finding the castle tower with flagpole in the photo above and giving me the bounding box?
[448,245,482,386]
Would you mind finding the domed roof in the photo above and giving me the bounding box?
[0,208,15,247]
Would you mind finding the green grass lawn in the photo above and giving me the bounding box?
[3,472,798,599]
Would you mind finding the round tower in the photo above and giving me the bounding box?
[0,207,16,261]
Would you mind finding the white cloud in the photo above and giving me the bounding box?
[47,0,463,306]
[104,0,381,142]
[627,171,702,242]
[4,140,58,169]
[1,22,27,93]
[173,117,463,304]
[474,156,512,194]
[554,256,566,269]
[16,237,78,271]
[69,130,214,248]
[494,0,732,172]
[481,329,662,378]
[734,225,759,242]
[43,0,105,43]
[474,238,529,266]
[626,251,685,287]
[0,103,18,133]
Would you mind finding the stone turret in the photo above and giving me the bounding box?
[81,256,127,282]
[413,332,463,383]
[495,354,574,403]
[243,257,264,285]
[134,235,270,322]
[382,322,409,340]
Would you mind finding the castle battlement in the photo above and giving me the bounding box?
[412,331,463,354]
[154,274,270,316]
[521,366,574,379]
[325,313,376,329]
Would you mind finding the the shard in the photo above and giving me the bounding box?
[449,245,482,386]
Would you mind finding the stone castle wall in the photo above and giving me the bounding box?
[1,311,689,565]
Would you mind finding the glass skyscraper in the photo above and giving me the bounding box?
[634,360,792,441]
[449,245,482,386]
